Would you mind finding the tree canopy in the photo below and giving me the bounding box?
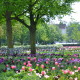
[0,0,79,54]
[67,22,80,42]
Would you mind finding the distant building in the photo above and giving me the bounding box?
[55,23,67,43]
[56,23,66,35]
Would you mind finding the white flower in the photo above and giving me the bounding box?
[44,75,49,78]
[75,70,78,72]
[36,73,42,78]
[28,73,32,76]
[74,77,78,80]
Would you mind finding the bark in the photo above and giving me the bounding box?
[11,16,37,55]
[0,39,1,47]
[5,11,13,48]
[29,27,36,55]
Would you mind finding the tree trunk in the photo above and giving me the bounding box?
[29,27,36,55]
[0,39,1,47]
[5,11,13,48]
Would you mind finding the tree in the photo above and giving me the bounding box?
[0,0,78,54]
[0,0,28,48]
[48,24,63,43]
[12,22,29,45]
[67,22,80,42]
[12,0,77,54]
[36,24,63,44]
[36,23,50,44]
[0,24,7,47]
[72,28,80,42]
[0,25,4,47]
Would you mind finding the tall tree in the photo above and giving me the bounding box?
[12,22,29,45]
[0,0,79,54]
[0,25,4,47]
[36,24,63,44]
[0,0,27,48]
[12,0,77,54]
[0,1,13,48]
[67,22,80,42]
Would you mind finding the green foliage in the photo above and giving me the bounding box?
[0,25,4,38]
[67,22,80,42]
[36,24,63,44]
[0,0,79,52]
[0,0,76,25]
[0,0,28,15]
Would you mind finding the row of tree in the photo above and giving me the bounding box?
[1,21,80,45]
[67,22,80,42]
[0,0,79,54]
[0,23,63,45]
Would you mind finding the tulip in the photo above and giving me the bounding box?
[52,67,56,70]
[27,57,31,59]
[41,71,46,75]
[22,66,26,70]
[55,62,59,65]
[41,64,45,68]
[29,68,34,72]
[11,65,16,69]
[27,63,32,67]
[74,66,77,69]
[46,61,49,64]
[27,61,31,63]
[33,57,36,61]
[23,62,26,65]
[44,75,49,78]
[78,67,80,71]
[62,70,69,74]
[6,64,9,67]
[69,71,74,75]
[36,64,39,66]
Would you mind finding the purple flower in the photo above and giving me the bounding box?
[0,58,5,63]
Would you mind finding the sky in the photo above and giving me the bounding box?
[50,2,80,24]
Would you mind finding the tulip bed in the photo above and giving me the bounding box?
[0,52,80,80]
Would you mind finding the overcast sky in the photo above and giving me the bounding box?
[50,2,80,24]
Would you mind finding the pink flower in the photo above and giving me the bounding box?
[74,66,77,69]
[30,58,33,61]
[18,60,20,62]
[6,64,9,67]
[71,58,74,60]
[23,62,26,65]
[22,66,26,70]
[53,58,57,61]
[27,63,32,67]
[46,58,50,61]
[29,68,34,72]
[69,71,74,75]
[33,57,36,61]
[36,64,39,66]
[46,61,49,64]
[78,67,80,71]
[66,59,68,62]
[67,70,70,73]
[2,57,5,59]
[11,65,16,69]
[55,62,59,65]
[41,71,46,75]
[62,70,69,74]
[52,67,56,70]
[41,64,45,68]
[27,57,31,59]
[27,61,31,63]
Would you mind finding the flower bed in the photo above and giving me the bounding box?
[0,53,80,80]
